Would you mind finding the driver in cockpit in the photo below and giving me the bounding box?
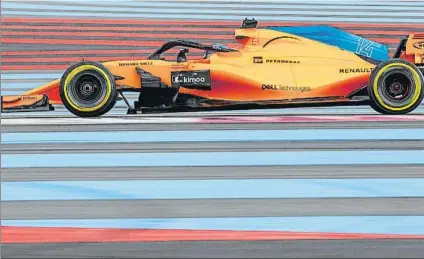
[176,43,231,62]
[177,48,189,63]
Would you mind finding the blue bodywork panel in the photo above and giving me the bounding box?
[267,25,389,62]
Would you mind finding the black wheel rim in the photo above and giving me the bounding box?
[67,70,107,109]
[377,68,416,108]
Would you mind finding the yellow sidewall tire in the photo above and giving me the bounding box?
[59,61,117,117]
[368,59,424,115]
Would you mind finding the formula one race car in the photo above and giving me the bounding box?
[2,18,424,117]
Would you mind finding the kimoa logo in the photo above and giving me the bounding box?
[183,76,205,84]
[172,75,179,83]
[174,75,206,84]
[413,41,424,49]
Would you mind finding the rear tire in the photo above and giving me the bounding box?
[59,61,117,117]
[368,59,424,114]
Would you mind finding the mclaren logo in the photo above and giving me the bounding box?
[253,56,263,64]
[413,41,424,50]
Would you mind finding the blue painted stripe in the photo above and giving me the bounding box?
[0,91,28,96]
[1,74,62,80]
[3,216,424,235]
[3,128,424,143]
[3,3,423,16]
[3,178,424,201]
[1,82,49,90]
[2,129,423,144]
[3,11,423,23]
[2,151,424,168]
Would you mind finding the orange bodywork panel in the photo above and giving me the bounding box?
[22,79,61,104]
[405,33,424,65]
[93,28,378,102]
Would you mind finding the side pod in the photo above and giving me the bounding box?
[1,94,55,113]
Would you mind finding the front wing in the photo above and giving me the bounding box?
[1,94,54,113]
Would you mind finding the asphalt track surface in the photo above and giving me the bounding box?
[3,165,424,181]
[4,240,424,258]
[3,140,424,154]
[4,197,424,219]
[2,115,424,258]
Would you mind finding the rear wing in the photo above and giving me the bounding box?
[393,33,424,65]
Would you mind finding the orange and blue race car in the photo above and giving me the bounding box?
[1,18,424,117]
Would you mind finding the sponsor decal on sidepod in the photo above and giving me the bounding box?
[413,41,424,50]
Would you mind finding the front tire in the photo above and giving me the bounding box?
[368,59,424,114]
[59,61,117,117]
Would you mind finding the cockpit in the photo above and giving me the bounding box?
[147,40,237,62]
